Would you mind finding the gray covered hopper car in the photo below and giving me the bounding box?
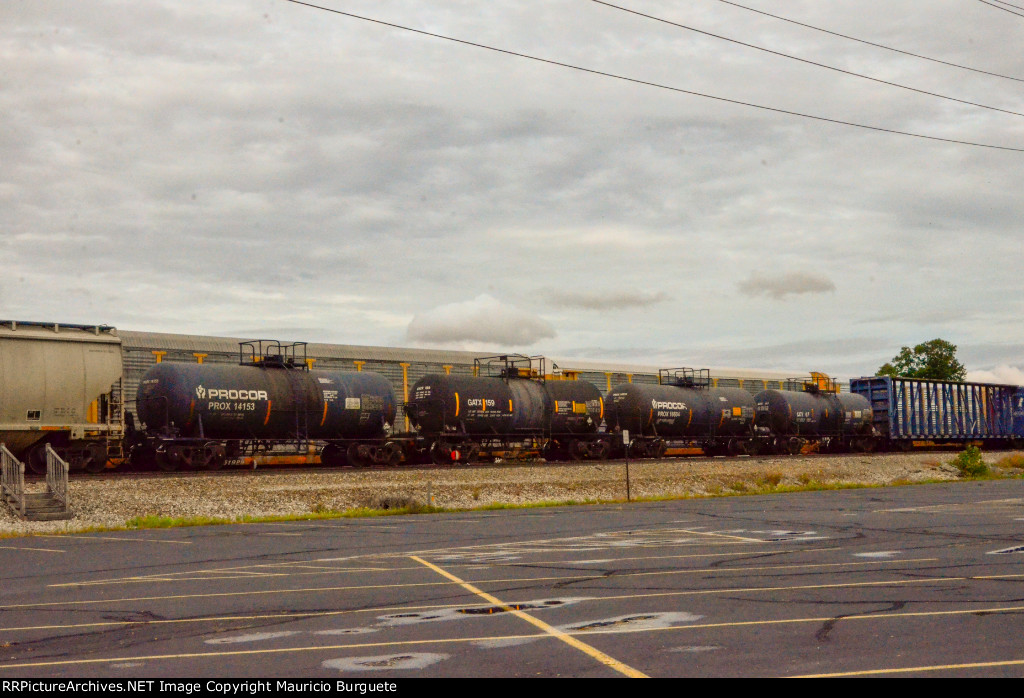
[0,321,124,473]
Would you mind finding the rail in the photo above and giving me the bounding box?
[45,444,70,510]
[1,444,25,517]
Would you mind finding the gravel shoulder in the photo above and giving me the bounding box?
[3,451,1021,537]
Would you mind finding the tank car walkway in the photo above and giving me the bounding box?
[0,481,1023,677]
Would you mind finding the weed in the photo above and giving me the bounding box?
[728,481,748,492]
[952,446,989,478]
[760,472,783,488]
[996,454,1024,469]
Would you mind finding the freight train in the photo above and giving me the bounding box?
[3,320,1023,474]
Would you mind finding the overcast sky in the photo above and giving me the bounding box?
[4,0,1024,380]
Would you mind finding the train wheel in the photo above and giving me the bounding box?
[200,442,226,471]
[464,443,480,463]
[591,440,611,461]
[627,440,648,458]
[129,444,157,470]
[727,439,745,457]
[383,442,403,467]
[320,443,346,467]
[82,443,109,473]
[568,439,587,461]
[651,439,667,459]
[155,446,178,472]
[25,445,49,476]
[786,437,803,455]
[347,443,368,467]
[430,441,453,465]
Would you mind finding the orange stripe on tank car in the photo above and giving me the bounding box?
[455,392,460,417]
[264,400,273,426]
[188,399,195,426]
[321,401,328,427]
[509,399,513,412]
[687,409,693,428]
[599,397,604,421]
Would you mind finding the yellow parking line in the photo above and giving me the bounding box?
[410,555,647,678]
[793,657,1024,677]
[0,545,65,553]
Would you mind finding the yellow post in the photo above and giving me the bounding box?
[305,358,316,370]
[626,374,632,384]
[443,365,452,375]
[193,353,208,364]
[151,350,167,364]
[400,363,411,432]
[353,360,365,372]
[605,372,613,391]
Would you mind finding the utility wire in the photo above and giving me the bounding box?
[989,0,1024,11]
[977,0,1024,17]
[282,0,1024,152]
[590,0,1024,119]
[709,0,1024,83]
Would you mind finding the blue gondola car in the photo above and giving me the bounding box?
[850,376,1024,449]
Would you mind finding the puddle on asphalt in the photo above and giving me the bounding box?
[378,598,589,626]
[322,653,448,671]
[314,627,379,636]
[473,611,704,649]
[204,631,300,644]
[566,611,703,632]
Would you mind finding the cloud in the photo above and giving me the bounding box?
[541,288,669,310]
[407,294,556,346]
[737,272,836,300]
[966,365,1024,385]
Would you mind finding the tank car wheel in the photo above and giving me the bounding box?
[347,443,369,468]
[430,441,453,465]
[786,437,803,455]
[464,443,480,463]
[568,439,588,461]
[320,443,346,467]
[383,441,403,467]
[651,439,667,459]
[727,439,745,457]
[154,446,178,472]
[128,444,158,470]
[200,442,226,471]
[627,440,648,459]
[591,440,611,461]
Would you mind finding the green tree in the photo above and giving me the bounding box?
[876,339,966,381]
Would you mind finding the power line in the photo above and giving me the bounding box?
[709,0,1024,83]
[989,0,1024,11]
[590,0,1024,119]
[281,0,1024,153]
[976,0,1024,17]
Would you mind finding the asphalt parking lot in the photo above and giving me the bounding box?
[1,478,1023,677]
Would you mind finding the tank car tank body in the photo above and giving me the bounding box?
[134,341,397,469]
[405,355,606,463]
[604,369,756,457]
[753,381,874,453]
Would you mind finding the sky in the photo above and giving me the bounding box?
[4,0,1024,381]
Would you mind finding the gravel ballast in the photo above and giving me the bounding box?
[2,451,1019,536]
